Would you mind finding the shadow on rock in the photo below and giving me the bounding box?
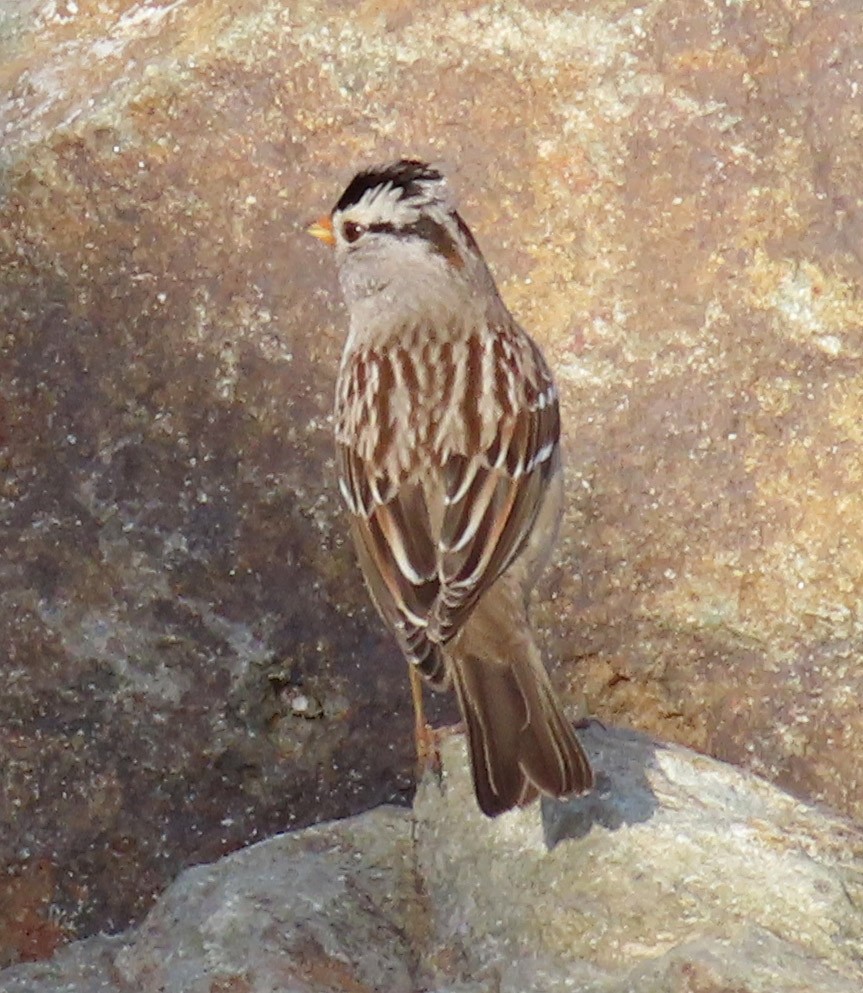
[542,722,660,848]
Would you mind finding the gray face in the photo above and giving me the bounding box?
[327,162,495,337]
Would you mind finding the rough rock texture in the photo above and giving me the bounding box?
[417,729,863,991]
[2,0,863,966]
[2,729,862,992]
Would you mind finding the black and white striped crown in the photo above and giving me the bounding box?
[334,159,447,214]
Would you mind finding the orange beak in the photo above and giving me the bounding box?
[306,214,335,247]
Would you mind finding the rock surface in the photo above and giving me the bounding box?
[2,0,863,965]
[2,729,862,992]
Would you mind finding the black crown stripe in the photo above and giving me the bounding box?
[334,158,444,213]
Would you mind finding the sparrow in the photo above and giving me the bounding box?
[308,159,593,816]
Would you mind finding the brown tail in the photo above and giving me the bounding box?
[449,645,594,817]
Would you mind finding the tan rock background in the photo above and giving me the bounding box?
[2,0,862,967]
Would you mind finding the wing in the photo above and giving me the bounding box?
[336,333,560,684]
[338,444,444,677]
[435,381,559,641]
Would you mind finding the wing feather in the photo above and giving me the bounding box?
[335,332,560,684]
[435,400,558,640]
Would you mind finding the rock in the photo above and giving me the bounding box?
[3,0,863,963]
[2,729,862,992]
[0,936,126,993]
[416,727,863,991]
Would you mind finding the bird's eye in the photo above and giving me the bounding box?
[342,221,366,244]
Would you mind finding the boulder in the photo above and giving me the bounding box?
[2,728,861,991]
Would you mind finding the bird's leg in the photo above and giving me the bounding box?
[570,691,606,732]
[409,664,439,774]
[408,665,466,783]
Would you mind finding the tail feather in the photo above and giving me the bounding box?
[449,648,593,817]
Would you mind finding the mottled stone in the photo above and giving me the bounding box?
[2,0,863,965]
[416,729,863,991]
[2,731,862,992]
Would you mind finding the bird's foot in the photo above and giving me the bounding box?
[415,721,465,783]
[573,715,607,733]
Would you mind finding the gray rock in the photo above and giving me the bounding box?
[2,728,861,992]
[0,935,125,993]
[416,726,863,990]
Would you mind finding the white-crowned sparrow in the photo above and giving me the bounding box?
[308,159,593,816]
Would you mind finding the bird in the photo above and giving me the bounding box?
[307,158,594,816]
